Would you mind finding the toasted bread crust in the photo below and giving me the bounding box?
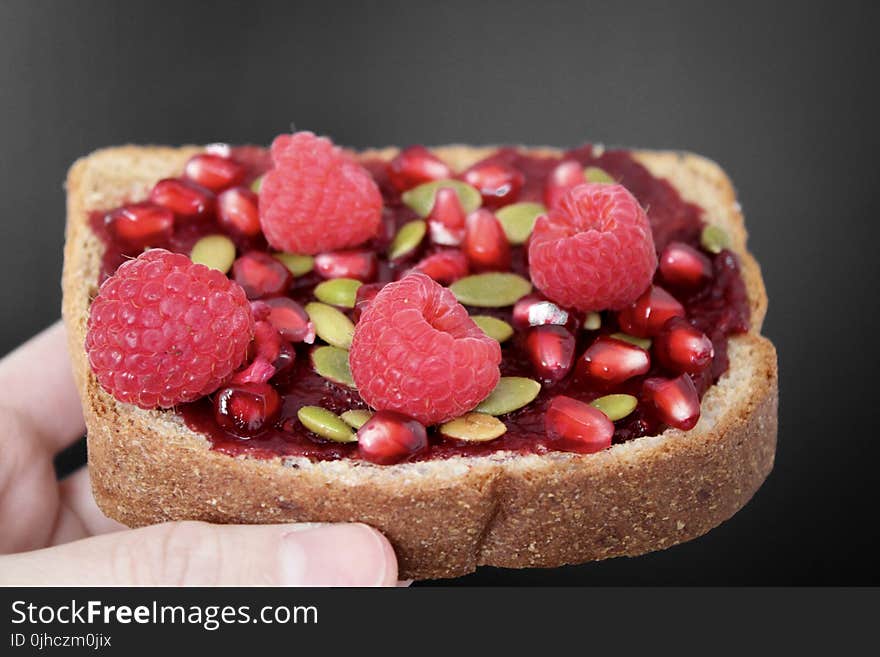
[62,144,778,580]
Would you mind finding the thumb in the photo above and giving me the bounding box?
[0,521,398,586]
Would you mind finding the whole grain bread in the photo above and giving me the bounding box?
[62,144,778,580]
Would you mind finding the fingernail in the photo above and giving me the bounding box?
[279,524,395,586]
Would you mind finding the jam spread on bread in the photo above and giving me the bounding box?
[86,135,749,464]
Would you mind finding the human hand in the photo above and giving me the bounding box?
[0,322,399,586]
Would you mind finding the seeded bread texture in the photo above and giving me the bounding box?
[62,144,778,580]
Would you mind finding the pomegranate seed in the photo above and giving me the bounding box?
[545,395,614,454]
[642,374,701,430]
[525,325,576,383]
[104,202,174,248]
[528,301,569,327]
[253,320,283,361]
[462,161,524,208]
[271,342,297,381]
[184,153,245,192]
[352,282,384,322]
[513,294,543,326]
[263,297,315,343]
[241,312,297,378]
[387,146,452,191]
[412,249,469,284]
[231,357,277,385]
[355,282,383,305]
[217,186,261,237]
[659,241,712,289]
[543,160,584,208]
[204,143,232,157]
[219,143,272,172]
[379,207,398,244]
[513,294,569,328]
[427,187,467,246]
[248,300,270,322]
[314,250,378,282]
[214,382,281,436]
[232,252,293,299]
[462,209,511,272]
[617,285,686,338]
[576,335,650,387]
[233,320,282,385]
[148,178,213,219]
[654,317,714,374]
[357,410,429,464]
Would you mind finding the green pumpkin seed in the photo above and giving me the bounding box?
[701,224,729,254]
[340,409,373,429]
[305,302,355,349]
[475,377,541,416]
[472,315,514,342]
[583,311,602,331]
[401,179,482,217]
[274,252,315,276]
[297,406,356,443]
[495,202,546,245]
[610,332,652,350]
[584,166,615,183]
[450,272,532,308]
[190,234,236,273]
[250,174,264,193]
[439,412,507,442]
[314,278,362,308]
[388,220,427,260]
[311,345,356,388]
[591,394,638,421]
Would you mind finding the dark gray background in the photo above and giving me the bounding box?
[1,0,877,584]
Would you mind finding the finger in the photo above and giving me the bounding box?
[53,468,126,543]
[0,410,59,552]
[0,521,398,586]
[0,321,85,450]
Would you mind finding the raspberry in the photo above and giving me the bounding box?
[85,249,254,409]
[258,132,383,254]
[349,273,501,425]
[528,183,657,311]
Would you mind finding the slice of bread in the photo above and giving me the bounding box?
[62,144,778,580]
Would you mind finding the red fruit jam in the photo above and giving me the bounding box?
[89,144,750,463]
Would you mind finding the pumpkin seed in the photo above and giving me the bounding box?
[311,345,356,388]
[297,406,356,443]
[700,224,729,254]
[274,252,315,276]
[610,332,652,350]
[314,278,362,308]
[340,409,373,429]
[388,220,427,260]
[590,394,638,421]
[439,412,507,442]
[401,179,482,217]
[190,234,236,273]
[583,311,602,331]
[250,174,264,193]
[584,166,615,183]
[495,202,546,245]
[305,302,355,349]
[475,377,541,416]
[472,315,514,342]
[450,272,532,308]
